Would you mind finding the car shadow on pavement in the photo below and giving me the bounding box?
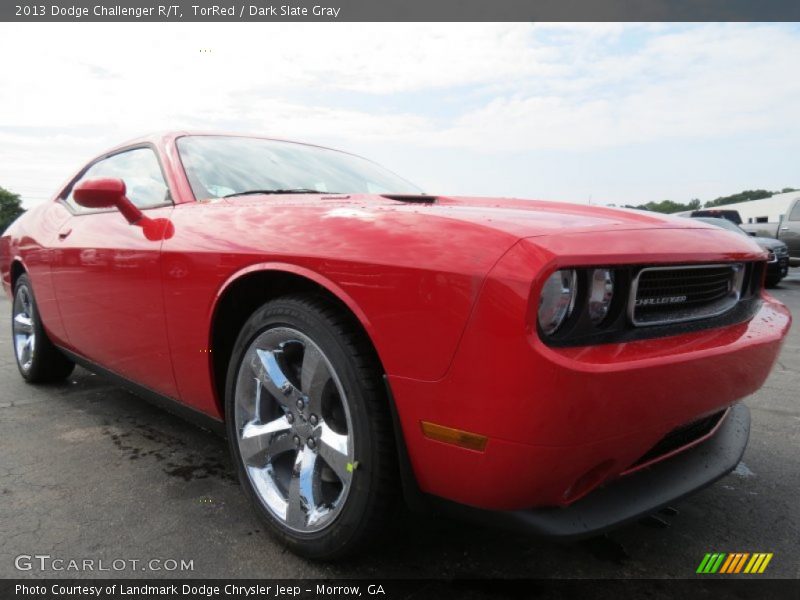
[7,332,796,578]
[45,367,677,578]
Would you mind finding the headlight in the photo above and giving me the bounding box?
[538,269,577,335]
[588,269,614,324]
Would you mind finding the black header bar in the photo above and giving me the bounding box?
[4,0,800,22]
[2,579,800,600]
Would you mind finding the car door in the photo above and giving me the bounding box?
[50,146,179,398]
[778,198,800,259]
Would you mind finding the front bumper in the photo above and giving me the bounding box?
[390,235,790,512]
[391,289,788,511]
[767,256,789,280]
[433,402,749,539]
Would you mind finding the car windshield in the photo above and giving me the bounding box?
[177,135,423,200]
[694,217,748,237]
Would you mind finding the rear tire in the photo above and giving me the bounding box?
[765,275,781,288]
[225,294,398,559]
[12,274,75,383]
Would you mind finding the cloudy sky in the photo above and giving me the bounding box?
[1,22,798,208]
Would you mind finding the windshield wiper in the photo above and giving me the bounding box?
[224,188,337,198]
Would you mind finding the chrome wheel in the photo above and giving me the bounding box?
[13,284,36,374]
[234,327,354,533]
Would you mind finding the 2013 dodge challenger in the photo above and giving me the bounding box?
[1,133,791,559]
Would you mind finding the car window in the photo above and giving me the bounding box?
[692,217,748,236]
[177,135,422,200]
[64,148,170,213]
[788,199,800,221]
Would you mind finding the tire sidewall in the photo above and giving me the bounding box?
[224,298,382,559]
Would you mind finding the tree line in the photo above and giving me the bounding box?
[0,187,25,234]
[611,187,798,214]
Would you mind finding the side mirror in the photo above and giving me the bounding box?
[72,178,144,225]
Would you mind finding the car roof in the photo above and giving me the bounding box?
[105,131,343,155]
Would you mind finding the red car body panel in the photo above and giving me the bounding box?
[391,245,789,508]
[0,132,791,514]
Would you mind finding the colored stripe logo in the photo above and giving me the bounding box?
[696,552,773,574]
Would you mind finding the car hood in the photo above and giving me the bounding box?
[224,193,713,239]
[753,236,787,251]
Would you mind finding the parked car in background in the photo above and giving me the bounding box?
[738,196,800,266]
[0,132,791,559]
[690,209,743,224]
[690,217,790,287]
[739,222,780,238]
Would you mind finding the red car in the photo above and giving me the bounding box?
[1,133,791,559]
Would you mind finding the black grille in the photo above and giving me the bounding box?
[632,264,742,326]
[629,410,726,470]
[540,261,762,348]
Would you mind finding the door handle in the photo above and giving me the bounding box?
[58,228,72,240]
[780,227,789,231]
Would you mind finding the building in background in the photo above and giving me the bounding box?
[675,189,800,224]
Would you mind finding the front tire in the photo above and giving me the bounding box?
[12,274,75,382]
[225,295,398,559]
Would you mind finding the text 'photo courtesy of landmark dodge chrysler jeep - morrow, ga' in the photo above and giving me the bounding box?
[0,133,791,559]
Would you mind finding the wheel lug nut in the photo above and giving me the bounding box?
[296,399,305,410]
[307,438,316,449]
[286,413,294,424]
[293,435,301,446]
[309,415,318,426]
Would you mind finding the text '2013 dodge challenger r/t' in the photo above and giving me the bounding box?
[0,133,791,559]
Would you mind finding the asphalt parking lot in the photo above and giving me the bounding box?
[1,273,798,580]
